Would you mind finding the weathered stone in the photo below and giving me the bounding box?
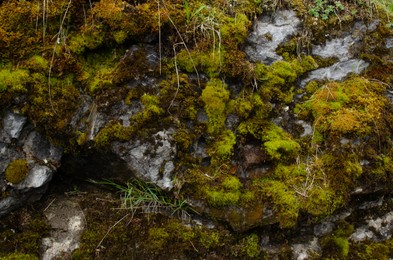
[0,111,63,217]
[42,198,85,260]
[300,59,369,87]
[241,145,266,169]
[245,10,301,64]
[292,237,321,260]
[111,129,176,190]
[14,165,53,189]
[312,35,356,62]
[0,111,27,142]
[23,131,63,164]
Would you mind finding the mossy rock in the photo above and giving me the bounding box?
[5,159,29,184]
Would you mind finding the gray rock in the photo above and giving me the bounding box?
[111,129,176,190]
[292,237,321,260]
[0,196,18,216]
[23,131,62,164]
[245,10,301,64]
[296,120,313,137]
[312,35,356,62]
[351,211,393,242]
[0,111,63,217]
[386,38,393,49]
[42,198,85,260]
[14,165,52,189]
[314,221,334,237]
[1,111,27,142]
[300,59,369,87]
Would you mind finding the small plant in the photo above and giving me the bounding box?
[91,179,196,218]
[308,0,345,20]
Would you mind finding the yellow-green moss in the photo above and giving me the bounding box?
[300,77,389,137]
[262,124,300,160]
[95,122,133,147]
[259,180,300,228]
[5,159,29,184]
[211,130,236,160]
[200,79,230,135]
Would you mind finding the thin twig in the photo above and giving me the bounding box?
[96,214,129,250]
[167,43,182,113]
[43,198,56,212]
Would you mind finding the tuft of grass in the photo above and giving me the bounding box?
[90,179,197,218]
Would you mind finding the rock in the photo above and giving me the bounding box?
[23,131,63,165]
[386,38,393,49]
[295,120,313,137]
[312,35,356,62]
[42,197,85,260]
[314,221,334,237]
[14,165,53,189]
[350,211,393,242]
[300,59,369,87]
[245,10,301,64]
[241,145,266,169]
[1,111,27,142]
[292,237,321,260]
[0,111,63,217]
[111,129,176,190]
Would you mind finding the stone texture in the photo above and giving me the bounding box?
[111,129,176,190]
[245,10,301,64]
[0,111,63,217]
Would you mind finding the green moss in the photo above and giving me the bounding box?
[254,57,317,104]
[206,189,241,207]
[176,48,223,78]
[300,77,389,137]
[0,214,49,258]
[88,67,114,94]
[5,159,29,184]
[0,66,29,93]
[147,227,170,251]
[259,180,300,228]
[132,93,164,126]
[232,233,261,258]
[95,122,133,147]
[200,79,230,135]
[220,13,251,45]
[68,30,105,55]
[211,130,236,160]
[0,253,38,260]
[204,175,243,207]
[262,124,300,160]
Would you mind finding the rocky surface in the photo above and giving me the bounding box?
[42,196,85,260]
[245,10,301,64]
[111,129,176,190]
[1,1,393,258]
[0,111,62,217]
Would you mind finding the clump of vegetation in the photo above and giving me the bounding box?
[298,77,389,138]
[232,233,261,258]
[5,159,29,184]
[200,79,230,135]
[205,175,243,207]
[92,179,193,216]
[210,130,236,160]
[262,123,300,160]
